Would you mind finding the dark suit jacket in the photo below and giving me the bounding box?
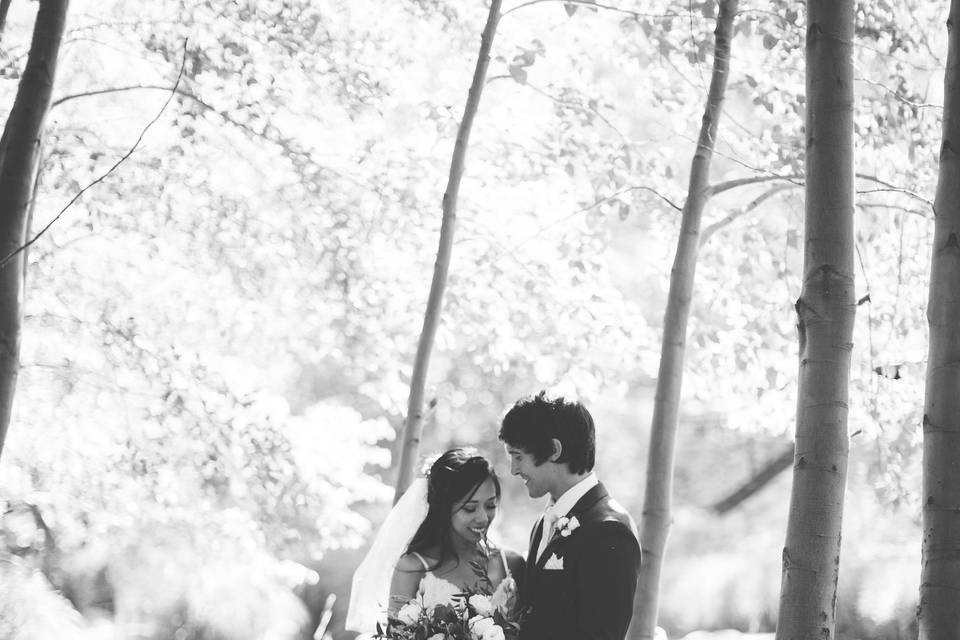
[518,483,641,640]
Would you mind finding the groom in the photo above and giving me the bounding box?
[499,391,641,640]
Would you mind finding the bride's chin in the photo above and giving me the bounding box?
[456,529,487,544]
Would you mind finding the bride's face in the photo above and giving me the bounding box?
[450,477,499,545]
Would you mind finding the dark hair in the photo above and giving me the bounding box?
[498,391,596,474]
[406,447,500,564]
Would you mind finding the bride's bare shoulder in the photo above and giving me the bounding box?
[395,551,434,572]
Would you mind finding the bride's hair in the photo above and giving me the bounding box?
[405,447,500,567]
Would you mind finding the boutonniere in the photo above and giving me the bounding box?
[554,515,580,538]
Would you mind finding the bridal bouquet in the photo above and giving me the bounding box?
[376,558,520,640]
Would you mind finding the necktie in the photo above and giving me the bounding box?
[536,508,558,561]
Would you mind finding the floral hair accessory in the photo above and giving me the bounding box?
[420,451,443,476]
[555,516,580,537]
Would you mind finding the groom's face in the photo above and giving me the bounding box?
[505,445,552,499]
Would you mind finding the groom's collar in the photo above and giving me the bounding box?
[546,472,598,518]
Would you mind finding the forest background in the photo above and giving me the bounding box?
[0,0,940,639]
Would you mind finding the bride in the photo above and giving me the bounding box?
[346,448,524,635]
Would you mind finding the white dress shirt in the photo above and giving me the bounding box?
[536,472,598,560]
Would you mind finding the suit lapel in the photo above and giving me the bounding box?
[535,483,609,569]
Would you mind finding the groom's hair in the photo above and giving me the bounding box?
[498,391,595,474]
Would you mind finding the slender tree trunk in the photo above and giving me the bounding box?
[633,1,737,636]
[0,0,12,41]
[919,2,960,638]
[393,0,502,502]
[0,0,69,462]
[774,2,855,639]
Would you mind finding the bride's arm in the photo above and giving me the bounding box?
[388,553,426,616]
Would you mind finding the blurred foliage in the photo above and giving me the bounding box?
[0,0,946,638]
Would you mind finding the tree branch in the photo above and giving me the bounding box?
[857,74,942,111]
[594,184,681,212]
[707,173,803,196]
[51,84,268,143]
[0,40,188,271]
[705,173,931,210]
[52,82,363,193]
[711,445,794,514]
[700,183,795,246]
[858,201,930,218]
[524,81,632,152]
[855,172,934,207]
[502,0,682,20]
[50,84,185,109]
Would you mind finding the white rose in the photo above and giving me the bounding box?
[469,615,495,639]
[468,593,494,616]
[559,515,580,537]
[397,600,423,625]
[481,623,506,640]
[421,577,463,611]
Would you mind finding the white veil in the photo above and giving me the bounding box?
[345,477,429,633]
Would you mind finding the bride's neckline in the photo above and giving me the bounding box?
[421,571,464,590]
[421,566,513,596]
[412,548,511,588]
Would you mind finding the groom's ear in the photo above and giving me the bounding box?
[547,438,563,462]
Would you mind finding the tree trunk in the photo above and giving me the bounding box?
[393,0,502,502]
[774,2,855,639]
[0,0,12,41]
[0,0,70,462]
[633,1,737,636]
[919,2,960,638]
